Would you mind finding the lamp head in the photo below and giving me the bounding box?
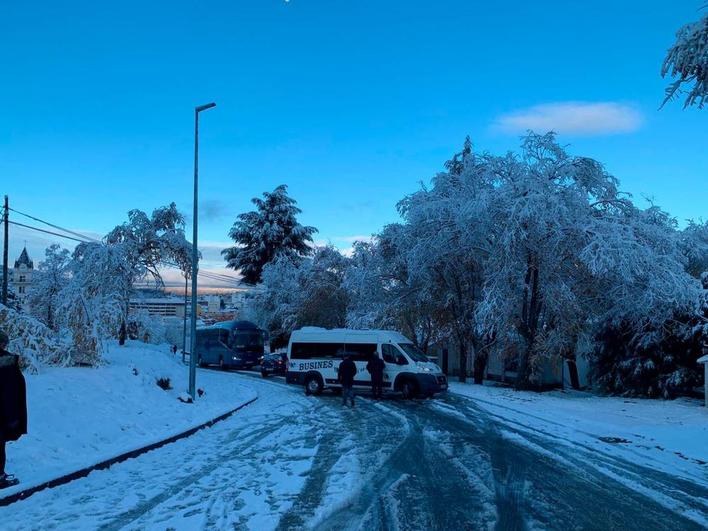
[196,102,216,113]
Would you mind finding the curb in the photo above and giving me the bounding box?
[0,395,259,507]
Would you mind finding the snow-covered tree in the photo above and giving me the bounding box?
[57,242,132,362]
[252,246,349,346]
[470,133,702,389]
[345,228,439,354]
[0,303,71,371]
[661,10,708,108]
[223,185,317,284]
[106,203,192,289]
[27,244,71,330]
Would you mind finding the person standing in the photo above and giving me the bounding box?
[338,354,357,408]
[0,330,27,489]
[366,354,385,400]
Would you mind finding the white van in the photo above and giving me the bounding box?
[285,327,448,398]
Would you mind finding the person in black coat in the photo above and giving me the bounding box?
[366,355,385,400]
[0,330,27,489]
[337,354,357,408]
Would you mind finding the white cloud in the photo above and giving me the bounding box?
[492,101,643,136]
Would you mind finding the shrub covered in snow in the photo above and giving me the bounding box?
[0,303,71,372]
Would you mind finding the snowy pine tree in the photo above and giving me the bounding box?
[661,10,708,108]
[222,185,317,284]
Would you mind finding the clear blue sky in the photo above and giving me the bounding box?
[1,0,706,280]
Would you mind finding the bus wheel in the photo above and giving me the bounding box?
[219,357,225,370]
[198,356,206,368]
[261,369,269,378]
[304,374,323,396]
[400,379,419,400]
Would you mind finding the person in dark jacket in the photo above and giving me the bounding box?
[366,355,385,400]
[337,354,357,408]
[0,330,27,489]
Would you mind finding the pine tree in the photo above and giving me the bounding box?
[661,10,708,109]
[222,185,317,284]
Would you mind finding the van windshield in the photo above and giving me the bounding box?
[397,343,429,363]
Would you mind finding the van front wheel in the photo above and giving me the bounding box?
[400,379,419,400]
[304,374,324,396]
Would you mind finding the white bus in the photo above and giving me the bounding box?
[285,327,448,398]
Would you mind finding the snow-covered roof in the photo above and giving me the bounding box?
[698,355,708,364]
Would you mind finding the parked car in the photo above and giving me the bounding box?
[261,352,288,377]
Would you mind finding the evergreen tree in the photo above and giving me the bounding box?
[661,10,708,109]
[222,185,317,284]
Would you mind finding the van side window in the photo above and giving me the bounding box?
[344,343,377,362]
[381,344,397,364]
[291,342,345,359]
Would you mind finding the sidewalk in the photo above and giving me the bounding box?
[1,341,258,500]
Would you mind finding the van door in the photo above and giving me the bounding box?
[381,343,407,389]
[344,342,377,388]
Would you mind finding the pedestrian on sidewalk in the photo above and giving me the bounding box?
[366,354,385,400]
[0,330,27,490]
[338,354,357,408]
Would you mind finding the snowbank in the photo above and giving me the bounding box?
[3,341,257,497]
[450,382,708,485]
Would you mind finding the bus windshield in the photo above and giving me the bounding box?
[398,343,430,363]
[232,330,264,350]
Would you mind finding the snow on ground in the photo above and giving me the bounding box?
[449,382,708,486]
[3,340,256,498]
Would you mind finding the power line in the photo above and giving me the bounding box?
[8,207,102,243]
[7,205,247,287]
[7,220,89,244]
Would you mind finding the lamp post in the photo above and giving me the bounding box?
[189,102,216,400]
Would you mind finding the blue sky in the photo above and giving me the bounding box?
[1,0,706,284]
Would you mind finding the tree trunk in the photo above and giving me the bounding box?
[473,351,487,384]
[516,257,541,390]
[458,340,467,383]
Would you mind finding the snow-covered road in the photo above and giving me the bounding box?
[3,373,707,530]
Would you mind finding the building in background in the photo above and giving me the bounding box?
[1,247,35,309]
[129,297,187,318]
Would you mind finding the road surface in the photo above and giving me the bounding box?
[2,373,706,530]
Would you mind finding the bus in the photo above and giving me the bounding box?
[285,327,448,398]
[195,320,266,370]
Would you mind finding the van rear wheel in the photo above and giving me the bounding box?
[304,374,324,396]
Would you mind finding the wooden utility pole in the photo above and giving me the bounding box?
[2,195,9,306]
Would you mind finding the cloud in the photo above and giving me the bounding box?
[492,101,643,136]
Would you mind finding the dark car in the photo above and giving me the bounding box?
[261,352,288,377]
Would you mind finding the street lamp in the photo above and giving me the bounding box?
[189,101,216,400]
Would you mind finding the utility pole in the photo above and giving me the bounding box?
[2,195,8,306]
[182,272,188,364]
[189,102,216,400]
